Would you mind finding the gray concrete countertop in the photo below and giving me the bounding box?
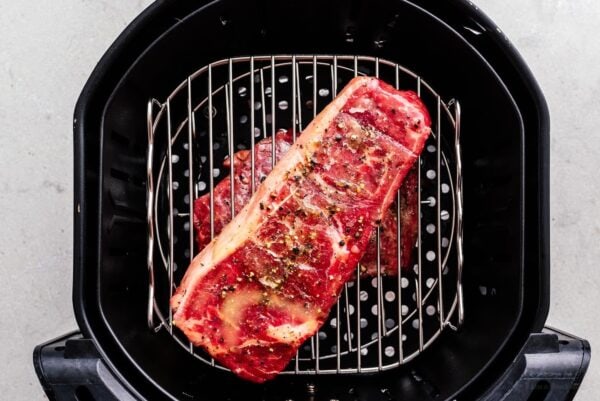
[0,1,598,399]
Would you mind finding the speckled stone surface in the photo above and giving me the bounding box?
[0,1,597,399]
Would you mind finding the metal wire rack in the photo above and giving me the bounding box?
[146,55,464,375]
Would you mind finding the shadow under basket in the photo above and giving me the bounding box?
[34,0,589,400]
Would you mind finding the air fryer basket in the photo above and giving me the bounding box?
[33,0,590,400]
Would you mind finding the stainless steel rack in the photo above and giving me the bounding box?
[146,55,464,374]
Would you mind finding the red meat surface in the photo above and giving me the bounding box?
[193,133,419,276]
[172,77,431,383]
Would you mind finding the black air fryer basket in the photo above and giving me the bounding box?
[34,1,590,400]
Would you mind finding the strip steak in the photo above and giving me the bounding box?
[172,77,431,382]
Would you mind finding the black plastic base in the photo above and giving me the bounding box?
[33,332,136,401]
[481,328,590,401]
[34,328,589,401]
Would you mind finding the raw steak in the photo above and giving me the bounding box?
[172,77,431,383]
[193,132,419,276]
[359,164,418,277]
